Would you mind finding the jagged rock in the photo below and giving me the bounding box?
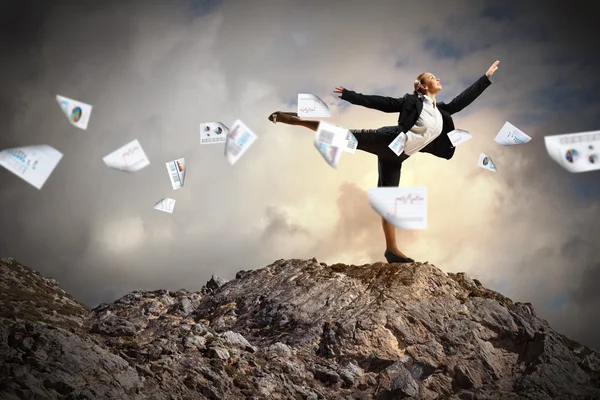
[1,257,599,399]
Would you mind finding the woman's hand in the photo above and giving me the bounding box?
[333,86,345,98]
[486,60,500,78]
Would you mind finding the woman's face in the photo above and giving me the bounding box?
[422,73,442,94]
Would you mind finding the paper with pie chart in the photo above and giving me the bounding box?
[56,95,93,130]
[477,153,497,172]
[154,198,176,214]
[0,145,63,190]
[368,187,427,230]
[165,158,185,190]
[494,122,531,145]
[544,130,600,173]
[200,122,229,145]
[103,139,150,172]
[447,129,473,147]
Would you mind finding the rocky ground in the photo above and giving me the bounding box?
[0,256,599,399]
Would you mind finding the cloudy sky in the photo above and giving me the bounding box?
[1,0,599,349]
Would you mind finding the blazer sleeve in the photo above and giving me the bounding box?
[340,89,404,113]
[438,75,492,115]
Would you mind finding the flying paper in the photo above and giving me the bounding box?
[0,145,63,189]
[544,130,600,173]
[477,153,497,172]
[225,119,258,165]
[154,198,176,214]
[165,158,185,190]
[388,132,407,156]
[56,95,93,130]
[368,187,427,230]
[314,122,349,168]
[200,122,229,145]
[494,122,532,145]
[447,129,473,147]
[298,93,330,118]
[103,139,150,172]
[344,130,358,154]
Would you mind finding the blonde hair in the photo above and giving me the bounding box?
[413,72,428,96]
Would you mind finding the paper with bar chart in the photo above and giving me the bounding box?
[0,145,63,189]
[165,158,185,190]
[494,122,531,145]
[225,119,258,165]
[314,121,348,168]
[368,187,427,229]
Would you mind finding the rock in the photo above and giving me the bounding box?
[1,256,600,400]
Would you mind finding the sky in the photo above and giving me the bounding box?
[1,0,599,349]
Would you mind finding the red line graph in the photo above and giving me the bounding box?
[299,102,316,114]
[122,146,140,165]
[392,194,424,216]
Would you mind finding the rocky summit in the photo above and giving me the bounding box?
[0,257,599,400]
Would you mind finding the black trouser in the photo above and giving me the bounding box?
[349,126,455,187]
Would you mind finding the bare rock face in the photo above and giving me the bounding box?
[0,256,599,399]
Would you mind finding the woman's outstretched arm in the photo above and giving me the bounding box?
[334,86,405,113]
[438,60,499,115]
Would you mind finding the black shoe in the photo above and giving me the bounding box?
[384,250,414,263]
[268,111,298,124]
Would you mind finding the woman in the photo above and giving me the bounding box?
[268,60,499,264]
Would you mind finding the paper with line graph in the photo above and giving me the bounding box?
[314,121,348,168]
[447,129,473,147]
[0,145,63,190]
[154,198,176,214]
[368,187,427,229]
[165,158,185,190]
[102,139,150,172]
[298,93,330,118]
[544,130,600,173]
[225,119,257,165]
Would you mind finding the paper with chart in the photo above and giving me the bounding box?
[544,130,600,173]
[494,122,532,145]
[477,153,497,172]
[165,158,185,190]
[103,139,150,172]
[447,129,473,147]
[368,187,427,230]
[0,145,63,189]
[56,95,93,130]
[388,131,407,156]
[154,198,176,214]
[225,119,257,165]
[298,93,330,118]
[200,122,229,145]
[314,122,348,168]
[344,130,358,154]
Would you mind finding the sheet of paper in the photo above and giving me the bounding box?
[494,121,532,145]
[477,153,497,172]
[0,145,63,189]
[368,187,427,230]
[102,139,150,172]
[298,93,330,118]
[388,132,407,156]
[200,122,229,145]
[225,119,258,165]
[154,198,176,214]
[165,158,185,190]
[56,95,93,130]
[447,129,473,147]
[315,121,349,147]
[314,141,342,168]
[344,130,358,154]
[544,130,600,173]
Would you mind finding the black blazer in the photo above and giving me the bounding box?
[341,75,492,160]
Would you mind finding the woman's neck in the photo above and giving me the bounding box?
[424,92,437,101]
